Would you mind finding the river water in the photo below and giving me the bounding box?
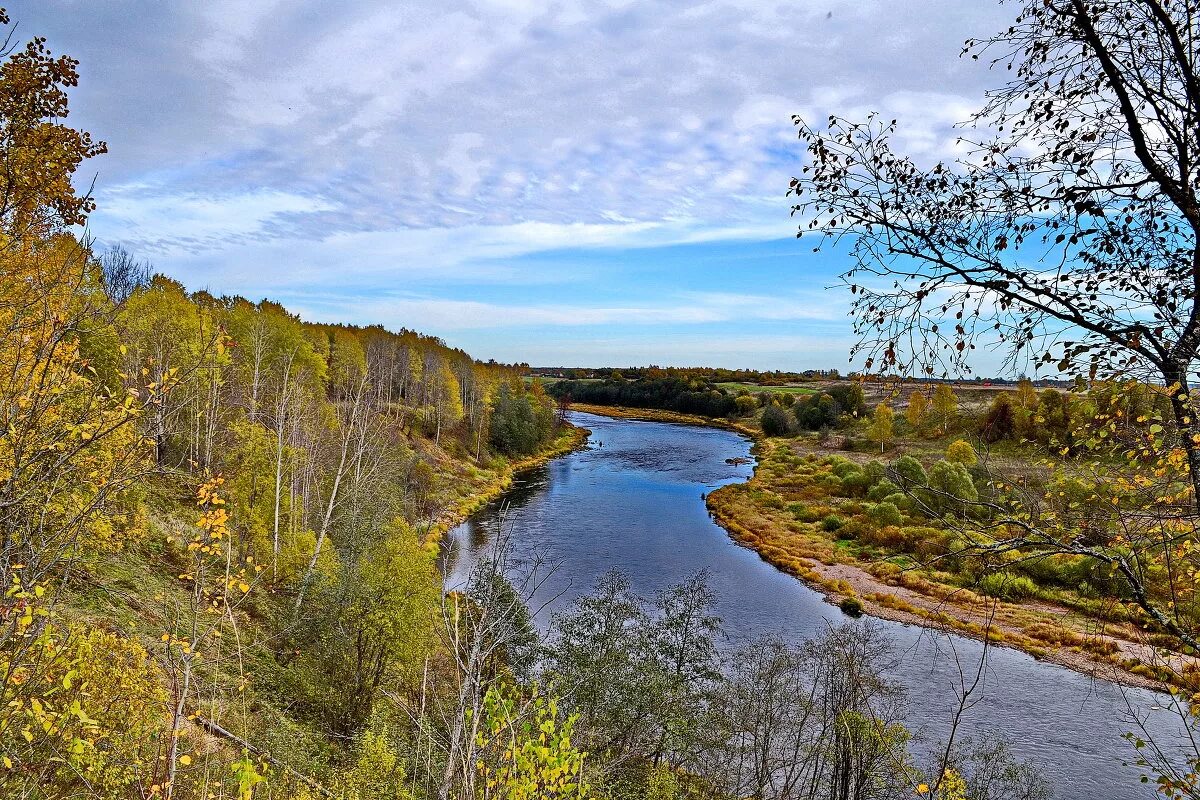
[442,411,1189,799]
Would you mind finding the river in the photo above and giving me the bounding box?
[442,411,1189,799]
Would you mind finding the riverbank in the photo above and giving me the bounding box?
[424,421,591,546]
[569,403,1183,692]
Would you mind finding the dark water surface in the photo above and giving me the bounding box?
[443,411,1187,799]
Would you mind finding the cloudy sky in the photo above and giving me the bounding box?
[19,0,1014,369]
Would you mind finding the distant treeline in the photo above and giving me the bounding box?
[536,365,840,384]
[548,376,737,416]
[532,364,1073,388]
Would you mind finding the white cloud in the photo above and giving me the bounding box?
[13,0,1020,366]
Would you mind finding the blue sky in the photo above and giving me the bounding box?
[17,0,1015,369]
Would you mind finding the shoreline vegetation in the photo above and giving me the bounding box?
[569,402,1181,692]
[424,422,591,546]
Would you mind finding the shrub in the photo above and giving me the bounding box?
[890,455,927,488]
[734,395,758,417]
[867,501,904,528]
[761,403,792,436]
[945,439,978,466]
[839,596,864,617]
[977,572,1038,601]
[828,457,860,478]
[858,523,908,549]
[924,460,978,516]
[861,459,885,484]
[821,514,846,532]
[867,478,900,502]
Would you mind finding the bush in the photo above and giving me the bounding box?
[829,458,860,479]
[867,478,900,501]
[839,596,864,617]
[861,460,886,484]
[761,404,792,436]
[734,395,758,417]
[867,501,903,528]
[821,514,846,532]
[977,572,1038,601]
[945,439,978,466]
[882,492,913,512]
[890,455,927,488]
[924,460,978,516]
[842,471,875,496]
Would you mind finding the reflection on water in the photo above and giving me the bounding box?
[443,411,1187,799]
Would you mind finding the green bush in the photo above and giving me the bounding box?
[839,597,864,617]
[977,572,1038,601]
[866,501,903,528]
[829,458,860,479]
[924,460,978,517]
[882,492,913,512]
[761,404,792,436]
[861,460,886,484]
[841,473,870,496]
[867,478,900,502]
[821,514,846,532]
[890,455,927,488]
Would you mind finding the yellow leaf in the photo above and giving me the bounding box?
[180,754,192,765]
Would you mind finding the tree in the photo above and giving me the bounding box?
[906,389,928,432]
[1015,379,1038,412]
[869,402,895,453]
[793,5,1200,784]
[931,385,958,435]
[978,393,1015,444]
[0,21,107,237]
[546,570,660,768]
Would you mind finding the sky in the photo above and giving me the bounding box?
[16,0,1017,370]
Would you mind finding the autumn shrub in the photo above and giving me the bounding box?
[839,597,864,617]
[0,620,167,798]
[858,522,908,549]
[945,439,978,466]
[734,395,758,417]
[977,572,1039,601]
[914,530,967,564]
